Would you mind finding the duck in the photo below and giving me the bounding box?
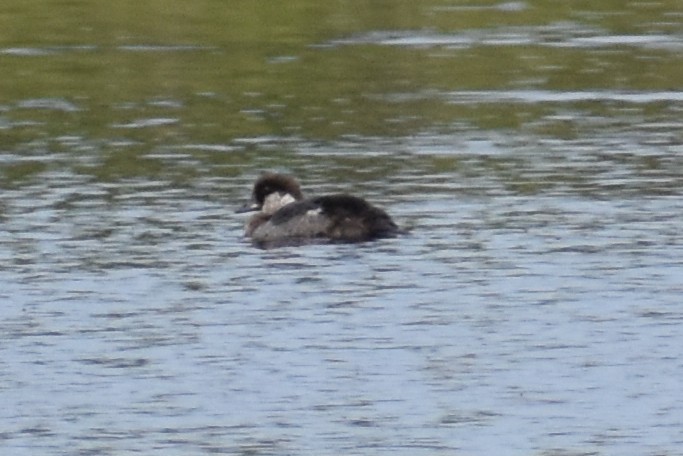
[236,173,399,247]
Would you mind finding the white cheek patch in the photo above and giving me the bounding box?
[263,192,297,214]
[280,193,296,206]
[305,208,322,217]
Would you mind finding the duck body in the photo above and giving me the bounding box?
[238,173,398,247]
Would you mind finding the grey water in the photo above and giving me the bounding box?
[2,1,683,455]
[4,136,683,455]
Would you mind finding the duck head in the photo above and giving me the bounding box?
[236,173,304,215]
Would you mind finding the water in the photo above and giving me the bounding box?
[2,1,683,455]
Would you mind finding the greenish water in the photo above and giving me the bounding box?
[2,2,683,455]
[2,0,681,184]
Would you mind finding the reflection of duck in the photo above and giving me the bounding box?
[237,173,399,246]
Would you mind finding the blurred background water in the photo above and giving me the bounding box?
[1,1,682,455]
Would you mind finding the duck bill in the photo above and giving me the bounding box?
[235,202,260,214]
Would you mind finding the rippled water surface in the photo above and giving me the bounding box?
[2,1,683,455]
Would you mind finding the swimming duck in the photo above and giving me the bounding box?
[237,173,398,247]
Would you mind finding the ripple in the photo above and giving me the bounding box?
[16,98,81,112]
[445,90,683,104]
[111,118,179,128]
[330,26,683,51]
